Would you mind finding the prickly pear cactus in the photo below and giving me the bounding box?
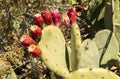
[93,30,119,68]
[38,25,69,77]
[65,68,120,79]
[77,39,100,68]
[70,23,82,71]
[0,60,17,79]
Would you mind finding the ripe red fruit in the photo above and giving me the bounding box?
[61,14,70,26]
[51,10,61,26]
[41,11,52,25]
[28,44,42,57]
[33,13,44,26]
[30,25,42,38]
[67,8,77,24]
[20,34,37,46]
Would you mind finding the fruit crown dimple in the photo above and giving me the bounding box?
[30,25,38,31]
[28,44,36,52]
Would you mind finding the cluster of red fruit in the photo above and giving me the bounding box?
[33,8,77,28]
[20,8,77,57]
[20,25,42,57]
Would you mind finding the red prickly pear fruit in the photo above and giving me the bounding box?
[51,10,61,26]
[61,14,70,26]
[20,34,37,46]
[28,44,42,57]
[67,8,77,24]
[41,11,52,25]
[33,13,44,26]
[30,25,42,38]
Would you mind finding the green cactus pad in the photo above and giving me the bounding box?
[38,25,69,77]
[93,30,119,67]
[71,23,82,71]
[113,0,120,24]
[0,60,17,79]
[115,25,120,49]
[78,39,100,68]
[65,68,120,79]
[113,1,120,50]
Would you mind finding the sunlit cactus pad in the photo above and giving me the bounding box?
[38,25,69,77]
[65,68,120,79]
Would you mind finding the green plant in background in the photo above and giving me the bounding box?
[0,59,17,79]
[80,0,106,31]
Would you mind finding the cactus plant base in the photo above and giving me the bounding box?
[65,68,120,79]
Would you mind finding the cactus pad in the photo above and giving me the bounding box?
[71,23,82,71]
[65,68,120,79]
[113,0,120,24]
[38,25,69,77]
[78,39,100,68]
[115,25,120,49]
[93,30,119,67]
